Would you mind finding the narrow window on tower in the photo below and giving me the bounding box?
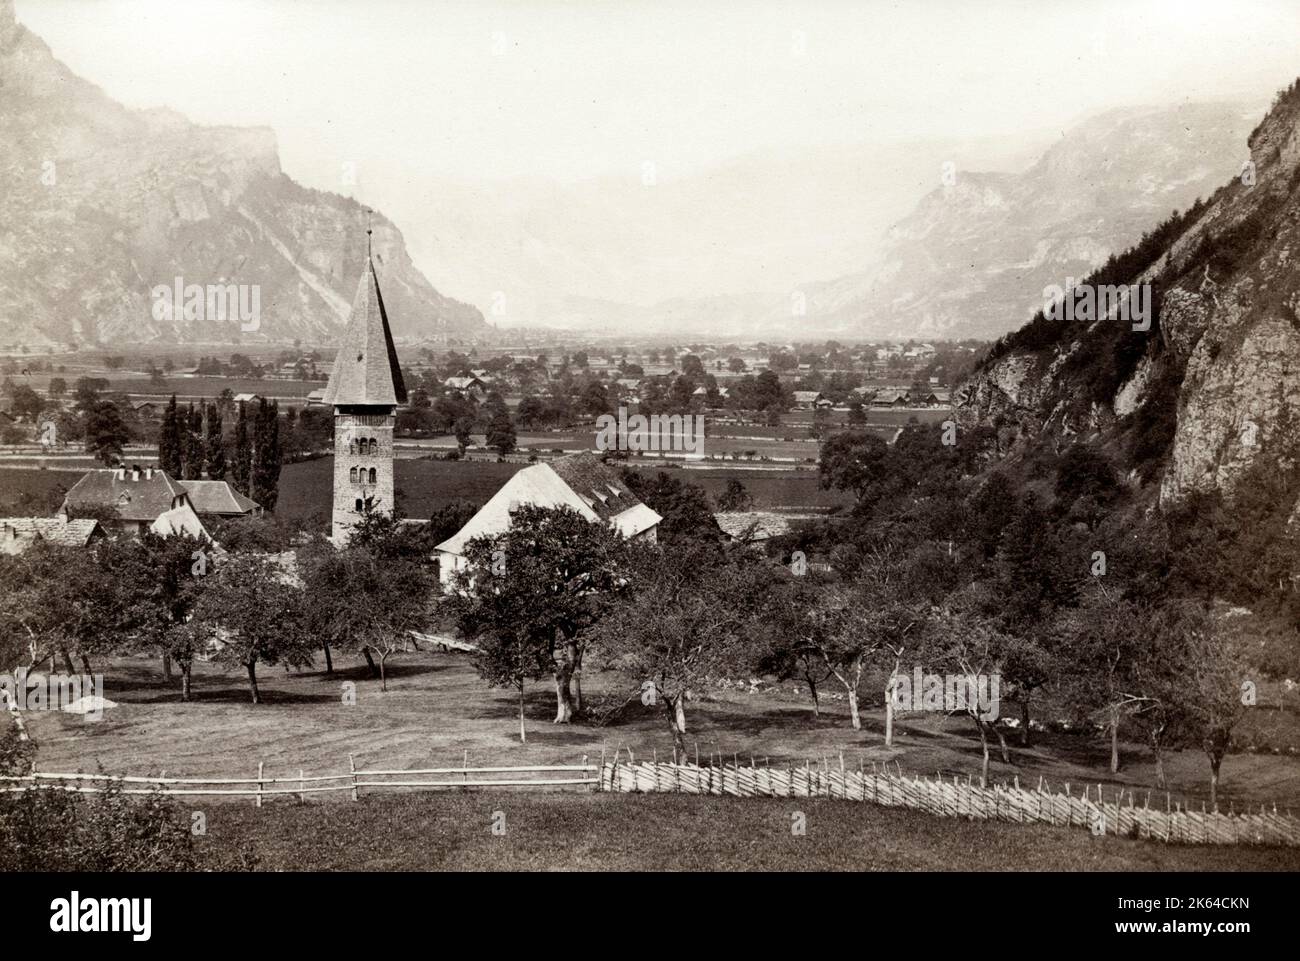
[369,438,378,455]
[369,468,377,484]
[349,467,358,483]
[349,439,357,455]
[355,498,363,512]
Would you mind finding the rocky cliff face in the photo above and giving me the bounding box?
[960,80,1300,508]
[0,0,484,347]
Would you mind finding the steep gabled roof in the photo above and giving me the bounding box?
[62,468,188,522]
[179,480,259,516]
[322,257,407,408]
[435,453,660,557]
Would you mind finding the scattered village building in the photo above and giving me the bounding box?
[323,240,407,544]
[0,516,102,555]
[305,388,328,407]
[792,390,823,410]
[232,393,261,405]
[434,453,661,589]
[60,469,257,536]
[873,389,910,406]
[444,375,487,399]
[713,511,792,544]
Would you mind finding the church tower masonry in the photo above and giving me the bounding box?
[322,238,407,544]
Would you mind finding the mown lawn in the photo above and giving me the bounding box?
[200,791,1300,871]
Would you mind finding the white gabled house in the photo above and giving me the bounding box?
[434,453,661,590]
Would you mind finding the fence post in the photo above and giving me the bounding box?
[349,753,358,801]
[256,762,264,809]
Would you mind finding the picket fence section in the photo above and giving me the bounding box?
[599,755,1300,847]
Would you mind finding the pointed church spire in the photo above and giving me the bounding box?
[321,222,407,408]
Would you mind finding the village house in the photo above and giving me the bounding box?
[0,516,103,556]
[60,468,258,536]
[434,453,661,590]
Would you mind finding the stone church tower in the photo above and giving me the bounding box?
[322,238,407,544]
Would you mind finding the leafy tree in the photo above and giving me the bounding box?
[819,430,892,507]
[250,399,281,509]
[231,401,252,495]
[204,402,226,480]
[158,395,183,477]
[190,553,311,703]
[599,542,769,753]
[716,478,752,512]
[83,401,129,466]
[447,505,632,725]
[486,409,516,456]
[183,403,204,479]
[620,469,718,544]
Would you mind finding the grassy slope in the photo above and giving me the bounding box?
[201,791,1300,872]
[18,655,1300,815]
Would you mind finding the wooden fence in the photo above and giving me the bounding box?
[5,750,1297,847]
[599,754,1300,847]
[0,754,598,806]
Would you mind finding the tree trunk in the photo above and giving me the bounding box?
[551,641,576,723]
[847,688,861,731]
[1110,714,1121,773]
[1151,730,1166,789]
[378,652,388,692]
[322,642,333,675]
[1019,698,1032,747]
[362,646,378,678]
[977,720,991,788]
[180,662,192,702]
[246,660,260,704]
[79,654,93,676]
[807,678,820,717]
[664,696,687,756]
[994,725,1011,764]
[1208,755,1221,810]
[518,682,526,743]
[884,675,895,746]
[59,648,75,675]
[572,649,584,715]
[162,651,173,682]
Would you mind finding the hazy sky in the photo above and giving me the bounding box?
[16,0,1300,192]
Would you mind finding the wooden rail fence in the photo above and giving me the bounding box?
[4,750,1297,847]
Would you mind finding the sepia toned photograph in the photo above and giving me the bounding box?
[1,0,1297,940]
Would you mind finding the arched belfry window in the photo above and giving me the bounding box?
[369,438,379,455]
[354,498,363,512]
[369,468,377,484]
[348,439,356,455]
[349,467,358,483]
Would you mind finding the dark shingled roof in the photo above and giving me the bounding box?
[62,468,187,522]
[547,453,639,523]
[322,257,407,408]
[0,517,101,553]
[179,481,260,516]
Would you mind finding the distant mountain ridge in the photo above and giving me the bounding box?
[0,0,484,348]
[545,102,1259,341]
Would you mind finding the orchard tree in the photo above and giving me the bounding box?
[447,505,632,725]
[598,542,769,755]
[190,553,311,703]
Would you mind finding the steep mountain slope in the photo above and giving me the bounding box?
[801,102,1260,341]
[0,0,483,347]
[959,80,1300,510]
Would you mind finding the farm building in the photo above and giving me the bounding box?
[793,390,831,410]
[434,453,661,589]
